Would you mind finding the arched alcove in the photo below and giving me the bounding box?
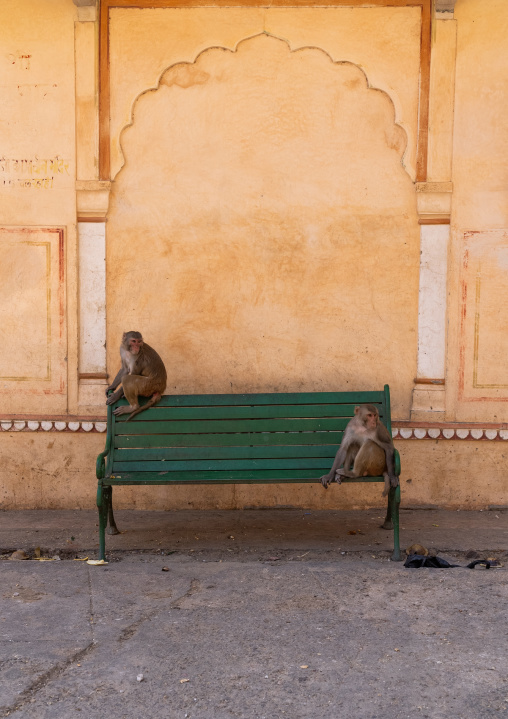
[106,34,419,413]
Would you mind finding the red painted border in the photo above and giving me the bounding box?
[458,231,508,403]
[0,227,65,394]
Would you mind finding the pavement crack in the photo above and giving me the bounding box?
[118,579,202,639]
[0,642,96,718]
[171,578,201,609]
[118,611,156,642]
[86,565,96,642]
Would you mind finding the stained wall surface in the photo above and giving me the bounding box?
[1,0,508,511]
[107,29,419,416]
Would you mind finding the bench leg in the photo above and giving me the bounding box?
[97,485,109,561]
[389,484,401,562]
[107,486,120,536]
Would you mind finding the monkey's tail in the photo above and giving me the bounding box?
[126,393,161,422]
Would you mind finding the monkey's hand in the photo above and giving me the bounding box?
[320,473,333,489]
[389,475,399,488]
[106,388,124,406]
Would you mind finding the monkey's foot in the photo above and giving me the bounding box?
[113,405,138,416]
[337,470,355,480]
[390,476,400,488]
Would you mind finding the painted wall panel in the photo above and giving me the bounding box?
[417,225,449,379]
[78,222,106,374]
[458,230,508,405]
[0,227,67,413]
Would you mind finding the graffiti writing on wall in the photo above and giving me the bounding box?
[0,156,70,189]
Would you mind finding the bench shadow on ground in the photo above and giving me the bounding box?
[1,508,507,562]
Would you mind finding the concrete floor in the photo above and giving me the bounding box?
[1,508,507,718]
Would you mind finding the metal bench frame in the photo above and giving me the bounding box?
[96,385,401,560]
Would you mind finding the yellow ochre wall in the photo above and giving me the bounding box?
[1,0,508,511]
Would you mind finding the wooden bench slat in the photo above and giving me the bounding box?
[105,469,386,483]
[104,474,385,485]
[112,458,333,473]
[113,430,345,449]
[113,403,377,422]
[114,417,354,435]
[151,391,386,407]
[113,445,339,462]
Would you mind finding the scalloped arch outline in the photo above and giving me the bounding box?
[115,31,411,182]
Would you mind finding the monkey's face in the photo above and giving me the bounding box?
[355,405,379,430]
[363,410,378,429]
[128,337,143,355]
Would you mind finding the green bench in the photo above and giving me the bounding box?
[96,385,401,561]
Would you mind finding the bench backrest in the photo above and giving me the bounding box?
[105,386,392,484]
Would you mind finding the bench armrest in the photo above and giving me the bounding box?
[96,402,113,480]
[96,450,108,480]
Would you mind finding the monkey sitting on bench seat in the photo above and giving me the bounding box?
[320,404,399,498]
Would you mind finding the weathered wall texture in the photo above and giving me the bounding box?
[2,431,508,512]
[1,0,508,511]
[108,30,419,416]
[0,1,76,416]
[108,6,422,180]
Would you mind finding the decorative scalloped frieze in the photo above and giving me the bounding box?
[391,427,508,440]
[0,419,507,439]
[0,420,107,433]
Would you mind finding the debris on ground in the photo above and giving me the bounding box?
[406,543,429,556]
[9,549,28,560]
[487,557,504,568]
[404,554,492,569]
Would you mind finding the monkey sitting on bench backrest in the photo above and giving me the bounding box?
[320,404,399,497]
[106,331,167,421]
